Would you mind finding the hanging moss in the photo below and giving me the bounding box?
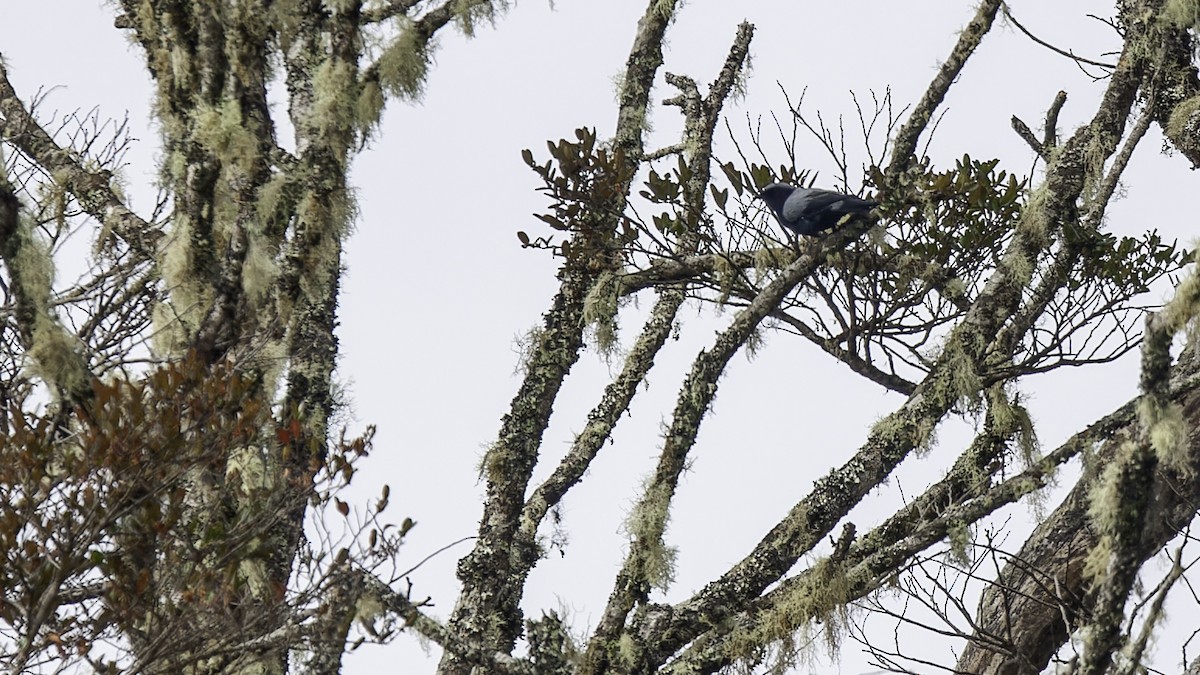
[753,244,791,278]
[377,24,434,101]
[582,269,622,357]
[947,520,971,564]
[452,0,509,37]
[513,325,548,377]
[1164,0,1200,29]
[311,59,358,155]
[157,214,214,349]
[1159,251,1200,329]
[241,229,280,304]
[988,385,1040,467]
[937,338,985,416]
[722,556,854,671]
[1167,96,1200,142]
[8,217,89,397]
[226,446,276,496]
[355,78,386,138]
[194,99,260,175]
[744,325,766,360]
[626,478,679,592]
[1083,439,1135,579]
[1139,398,1191,476]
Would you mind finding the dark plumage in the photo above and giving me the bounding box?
[756,183,879,236]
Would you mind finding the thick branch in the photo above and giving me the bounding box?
[1147,16,1200,167]
[518,289,683,541]
[886,0,1002,174]
[579,23,757,675]
[955,376,1200,674]
[0,58,158,256]
[589,221,876,672]
[442,3,681,671]
[644,3,1147,660]
[662,406,1101,675]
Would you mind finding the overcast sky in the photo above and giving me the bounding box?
[5,2,1197,673]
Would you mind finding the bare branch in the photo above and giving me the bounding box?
[1001,3,1118,72]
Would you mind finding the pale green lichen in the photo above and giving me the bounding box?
[1141,399,1190,476]
[583,269,622,358]
[988,386,1040,467]
[1014,179,1052,247]
[1084,438,1137,582]
[1166,96,1200,142]
[194,99,259,174]
[1083,530,1116,584]
[255,171,290,227]
[311,59,357,152]
[616,633,637,668]
[513,325,547,377]
[869,407,939,456]
[242,173,288,305]
[255,336,289,405]
[608,70,655,141]
[377,23,433,101]
[753,244,792,280]
[155,215,213,353]
[294,189,356,306]
[10,217,88,396]
[452,0,509,37]
[940,339,984,415]
[237,555,272,601]
[942,276,968,302]
[1141,250,1200,475]
[914,414,939,454]
[226,446,276,496]
[947,520,971,564]
[1164,0,1200,29]
[241,230,279,305]
[27,320,89,398]
[11,217,53,309]
[355,78,386,138]
[1158,251,1200,331]
[723,556,853,671]
[354,590,385,628]
[625,479,678,592]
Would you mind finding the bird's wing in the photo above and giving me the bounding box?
[782,188,850,221]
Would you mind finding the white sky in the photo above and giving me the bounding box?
[5,2,1197,673]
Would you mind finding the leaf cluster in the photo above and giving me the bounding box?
[518,128,636,271]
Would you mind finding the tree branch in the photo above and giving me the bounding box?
[887,0,1003,175]
[0,58,158,256]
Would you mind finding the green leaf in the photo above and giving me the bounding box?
[711,184,729,211]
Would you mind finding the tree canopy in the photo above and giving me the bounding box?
[3,1,1200,674]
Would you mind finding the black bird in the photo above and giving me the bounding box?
[757,183,879,236]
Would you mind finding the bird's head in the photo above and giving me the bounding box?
[756,182,795,215]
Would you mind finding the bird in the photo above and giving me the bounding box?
[756,183,879,236]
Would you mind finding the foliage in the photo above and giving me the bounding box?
[4,1,1200,675]
[0,353,395,672]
